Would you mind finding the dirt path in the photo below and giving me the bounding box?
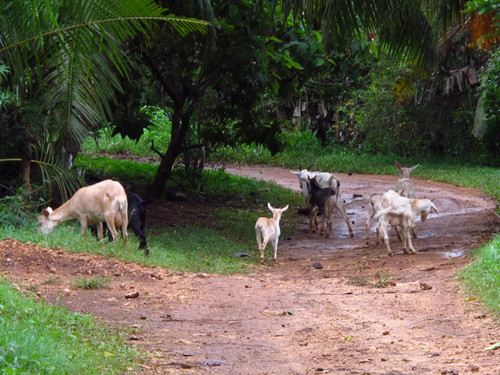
[1,165,500,374]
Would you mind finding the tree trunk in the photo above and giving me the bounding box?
[21,121,32,192]
[148,111,190,199]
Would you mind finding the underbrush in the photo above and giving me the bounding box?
[459,234,500,318]
[1,157,301,274]
[0,279,140,374]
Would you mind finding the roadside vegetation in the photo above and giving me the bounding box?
[0,279,140,374]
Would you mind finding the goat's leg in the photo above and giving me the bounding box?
[104,212,119,242]
[412,227,418,238]
[272,238,279,263]
[81,218,91,238]
[378,220,393,256]
[259,241,268,263]
[335,199,354,237]
[319,209,325,235]
[394,225,403,241]
[407,227,417,254]
[120,210,129,245]
[326,211,334,238]
[365,206,374,244]
[310,209,318,232]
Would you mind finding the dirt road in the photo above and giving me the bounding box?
[1,165,499,374]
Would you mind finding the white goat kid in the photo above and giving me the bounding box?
[38,179,128,243]
[365,193,384,244]
[255,203,289,264]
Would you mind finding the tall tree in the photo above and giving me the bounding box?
[0,0,207,192]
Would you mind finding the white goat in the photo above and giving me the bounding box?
[38,179,128,243]
[393,161,419,199]
[375,190,438,256]
[365,193,384,244]
[255,203,289,264]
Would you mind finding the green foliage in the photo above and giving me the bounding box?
[0,193,36,228]
[474,48,500,153]
[74,155,156,186]
[0,279,140,374]
[211,143,272,164]
[71,276,111,290]
[460,234,500,318]
[82,106,172,157]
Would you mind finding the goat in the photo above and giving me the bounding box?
[38,179,128,244]
[365,193,384,244]
[255,203,289,264]
[290,168,340,209]
[308,176,354,238]
[375,190,438,256]
[91,191,152,255]
[393,161,419,199]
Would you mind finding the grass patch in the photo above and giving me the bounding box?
[459,234,500,318]
[0,279,140,374]
[71,276,111,290]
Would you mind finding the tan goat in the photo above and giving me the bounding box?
[255,203,289,264]
[38,179,128,243]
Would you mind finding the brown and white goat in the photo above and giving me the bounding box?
[38,179,128,243]
[375,190,438,256]
[255,203,289,263]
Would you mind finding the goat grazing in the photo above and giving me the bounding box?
[89,191,152,254]
[308,176,354,238]
[255,203,289,263]
[375,190,438,256]
[38,179,128,243]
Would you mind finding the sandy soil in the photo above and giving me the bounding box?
[1,164,500,375]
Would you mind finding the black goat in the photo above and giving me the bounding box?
[308,176,336,237]
[90,191,152,255]
[308,176,354,238]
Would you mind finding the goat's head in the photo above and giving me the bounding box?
[267,202,289,220]
[395,161,420,178]
[38,207,57,235]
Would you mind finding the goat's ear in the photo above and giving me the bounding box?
[409,163,420,172]
[299,163,303,170]
[395,160,402,171]
[282,205,289,212]
[267,202,273,211]
[307,164,313,171]
[290,171,299,175]
[42,208,53,217]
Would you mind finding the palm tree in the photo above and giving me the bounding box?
[0,0,208,195]
[283,0,472,68]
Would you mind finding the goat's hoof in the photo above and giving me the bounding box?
[387,253,393,257]
[260,258,264,264]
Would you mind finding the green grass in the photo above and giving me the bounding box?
[0,278,140,374]
[71,276,111,290]
[459,234,500,317]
